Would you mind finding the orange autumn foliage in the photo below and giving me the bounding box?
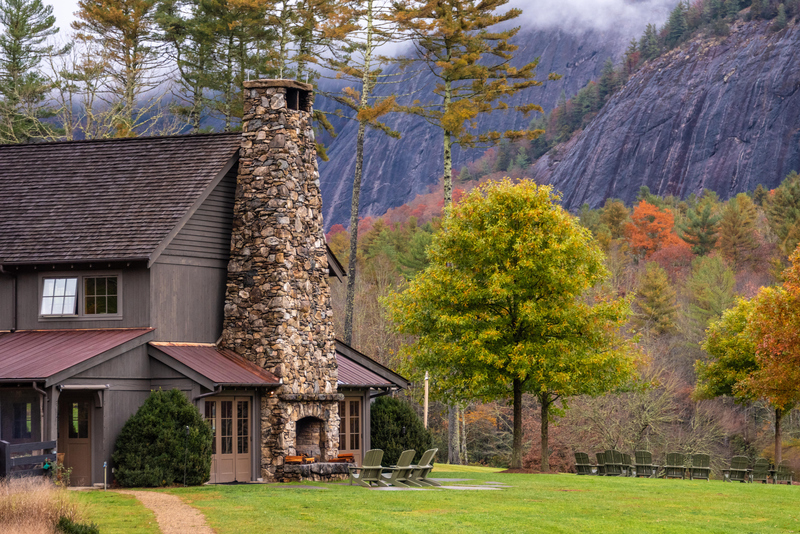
[625,201,688,258]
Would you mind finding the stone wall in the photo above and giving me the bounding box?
[221,79,340,482]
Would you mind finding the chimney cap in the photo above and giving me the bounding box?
[243,79,313,92]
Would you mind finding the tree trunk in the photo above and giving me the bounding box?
[775,407,783,465]
[442,78,453,207]
[541,396,550,473]
[459,403,468,464]
[343,119,367,345]
[511,379,523,469]
[448,404,460,464]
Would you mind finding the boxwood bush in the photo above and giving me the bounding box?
[112,389,212,487]
[370,396,433,465]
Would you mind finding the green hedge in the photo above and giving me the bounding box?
[370,396,433,465]
[112,389,212,487]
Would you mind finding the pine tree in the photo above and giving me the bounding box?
[750,0,762,19]
[73,0,165,136]
[639,23,660,61]
[687,255,736,329]
[678,202,721,255]
[666,1,688,48]
[513,144,530,170]
[598,58,616,102]
[718,193,759,266]
[599,199,630,240]
[753,184,768,206]
[774,3,787,29]
[634,262,678,334]
[391,0,557,206]
[0,0,65,142]
[726,0,740,18]
[766,171,800,256]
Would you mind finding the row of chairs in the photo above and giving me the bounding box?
[575,450,794,483]
[348,448,440,488]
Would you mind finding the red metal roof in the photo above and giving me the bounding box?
[0,329,154,379]
[337,354,393,387]
[149,343,280,386]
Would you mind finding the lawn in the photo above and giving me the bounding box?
[142,465,800,534]
[72,491,160,534]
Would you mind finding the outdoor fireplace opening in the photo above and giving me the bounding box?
[295,417,325,461]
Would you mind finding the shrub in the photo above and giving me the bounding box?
[0,478,80,534]
[57,517,99,534]
[112,388,212,487]
[370,396,433,465]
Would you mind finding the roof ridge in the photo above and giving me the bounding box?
[0,131,241,150]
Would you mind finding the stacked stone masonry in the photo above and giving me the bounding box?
[221,79,340,482]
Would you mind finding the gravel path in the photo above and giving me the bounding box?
[116,490,214,534]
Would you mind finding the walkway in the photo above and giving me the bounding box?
[116,490,214,534]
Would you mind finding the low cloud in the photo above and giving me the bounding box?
[511,0,678,35]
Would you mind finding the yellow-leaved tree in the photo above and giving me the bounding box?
[385,180,638,470]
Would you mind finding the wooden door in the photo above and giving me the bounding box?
[338,397,362,465]
[58,394,92,486]
[206,397,251,483]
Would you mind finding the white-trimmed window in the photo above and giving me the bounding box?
[40,273,121,319]
[41,277,78,316]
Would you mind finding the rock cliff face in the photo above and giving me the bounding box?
[317,27,633,228]
[532,20,800,210]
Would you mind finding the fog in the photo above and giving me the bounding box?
[511,0,678,35]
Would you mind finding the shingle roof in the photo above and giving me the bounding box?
[0,328,154,380]
[0,133,240,264]
[149,342,280,387]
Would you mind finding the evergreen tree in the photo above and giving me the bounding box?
[513,144,530,170]
[718,193,759,266]
[750,0,762,19]
[634,262,678,334]
[687,255,737,329]
[666,1,688,48]
[457,165,472,183]
[726,0,740,18]
[766,171,800,256]
[774,3,787,29]
[0,0,65,142]
[678,202,721,255]
[598,58,616,102]
[599,199,630,240]
[639,23,660,60]
[392,0,557,206]
[753,184,768,206]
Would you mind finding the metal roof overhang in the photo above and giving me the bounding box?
[335,340,409,389]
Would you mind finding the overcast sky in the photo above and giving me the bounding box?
[52,1,78,34]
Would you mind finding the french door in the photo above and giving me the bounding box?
[205,397,252,483]
[338,397,362,465]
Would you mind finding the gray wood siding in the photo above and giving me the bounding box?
[161,167,236,261]
[0,275,14,330]
[149,262,227,342]
[15,268,150,330]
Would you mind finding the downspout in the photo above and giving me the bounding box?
[193,386,223,404]
[0,264,16,332]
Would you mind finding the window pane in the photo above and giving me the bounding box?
[43,279,55,297]
[221,401,233,455]
[65,278,77,296]
[237,401,249,454]
[107,277,117,296]
[107,296,117,314]
[96,277,107,296]
[63,296,76,315]
[97,296,106,314]
[54,278,66,297]
[85,278,95,296]
[51,296,64,315]
[85,297,95,314]
[41,297,53,315]
[13,403,32,439]
[205,402,217,455]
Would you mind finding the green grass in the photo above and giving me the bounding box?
[75,467,800,533]
[72,491,160,534]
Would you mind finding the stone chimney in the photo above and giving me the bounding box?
[222,80,339,481]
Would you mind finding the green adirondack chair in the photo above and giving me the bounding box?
[662,453,685,479]
[408,448,441,487]
[752,458,770,484]
[775,461,793,485]
[574,452,596,475]
[622,453,634,477]
[689,454,711,480]
[634,450,659,478]
[380,449,418,488]
[349,449,389,487]
[604,449,625,476]
[595,452,607,476]
[722,456,750,483]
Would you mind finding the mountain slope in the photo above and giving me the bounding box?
[317,27,635,228]
[532,19,800,210]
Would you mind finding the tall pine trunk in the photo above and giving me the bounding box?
[442,77,453,206]
[343,119,367,344]
[459,403,468,464]
[511,379,523,468]
[448,405,460,464]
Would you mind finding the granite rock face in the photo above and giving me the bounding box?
[533,20,800,210]
[317,27,634,228]
[221,80,340,482]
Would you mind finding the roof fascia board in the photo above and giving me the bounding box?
[148,151,239,268]
[44,330,155,387]
[335,340,409,389]
[147,345,216,390]
[326,245,346,283]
